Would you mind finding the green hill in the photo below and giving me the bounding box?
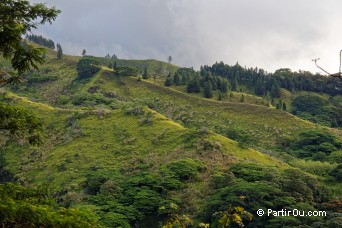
[1,44,342,227]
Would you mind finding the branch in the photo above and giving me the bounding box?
[312,58,331,75]
[312,50,342,80]
[0,69,23,88]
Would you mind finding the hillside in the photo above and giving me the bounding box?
[1,44,342,227]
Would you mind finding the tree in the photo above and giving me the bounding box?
[312,50,342,80]
[0,0,61,87]
[204,81,213,98]
[0,0,59,144]
[56,43,63,59]
[168,56,172,64]
[221,78,229,94]
[76,57,101,79]
[173,72,180,85]
[0,102,43,145]
[82,49,86,56]
[187,78,200,93]
[282,102,287,111]
[240,94,245,102]
[231,77,238,91]
[0,183,100,227]
[213,207,253,228]
[164,76,173,87]
[26,34,55,49]
[143,67,149,79]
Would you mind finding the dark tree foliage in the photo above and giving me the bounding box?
[115,66,138,76]
[282,102,287,111]
[0,153,14,183]
[0,0,60,87]
[76,56,101,79]
[25,34,55,49]
[287,130,342,160]
[164,76,173,87]
[231,77,238,91]
[82,160,204,227]
[0,183,100,227]
[173,72,181,85]
[203,81,213,98]
[329,164,342,181]
[56,43,63,59]
[221,78,229,93]
[187,78,200,93]
[292,94,338,127]
[240,94,245,103]
[203,62,342,96]
[0,102,43,145]
[143,67,149,79]
[205,164,330,227]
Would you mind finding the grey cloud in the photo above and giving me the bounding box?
[30,0,342,73]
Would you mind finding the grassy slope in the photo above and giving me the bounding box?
[1,90,285,212]
[2,46,342,224]
[95,70,334,149]
[5,49,341,156]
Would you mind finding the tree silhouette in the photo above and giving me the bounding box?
[313,50,342,80]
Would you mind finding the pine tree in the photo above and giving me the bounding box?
[282,102,287,111]
[173,72,180,85]
[270,81,281,98]
[181,75,187,85]
[56,43,63,59]
[204,81,213,98]
[82,49,86,56]
[187,80,194,93]
[231,77,238,91]
[193,78,201,93]
[221,78,229,94]
[278,99,283,109]
[240,94,245,102]
[164,75,173,87]
[143,67,149,79]
[113,61,117,70]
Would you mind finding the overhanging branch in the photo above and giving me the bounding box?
[313,50,342,80]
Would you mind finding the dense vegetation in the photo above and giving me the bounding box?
[1,5,342,224]
[1,48,342,227]
[164,62,342,128]
[25,34,55,49]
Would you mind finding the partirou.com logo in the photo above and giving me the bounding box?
[257,208,327,217]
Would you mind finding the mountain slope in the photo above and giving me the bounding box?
[1,45,341,227]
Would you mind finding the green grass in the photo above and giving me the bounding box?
[92,71,334,150]
[1,92,292,224]
[1,45,341,226]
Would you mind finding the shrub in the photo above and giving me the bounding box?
[57,95,69,105]
[166,158,205,180]
[330,164,342,181]
[125,106,144,116]
[226,128,255,149]
[77,56,101,79]
[211,171,236,189]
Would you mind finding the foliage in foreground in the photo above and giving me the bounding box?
[0,102,43,145]
[0,183,101,227]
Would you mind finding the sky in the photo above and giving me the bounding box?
[30,0,342,73]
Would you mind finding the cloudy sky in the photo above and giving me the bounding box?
[30,0,342,73]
